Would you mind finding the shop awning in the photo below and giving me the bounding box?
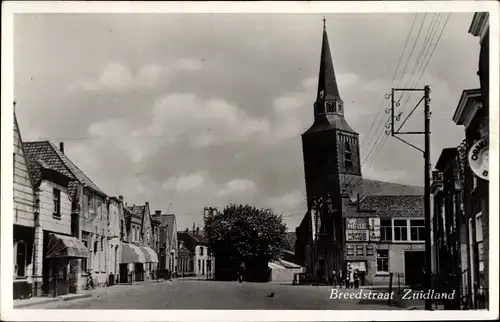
[46,233,90,259]
[121,243,146,264]
[138,245,159,263]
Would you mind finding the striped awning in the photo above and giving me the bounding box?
[138,245,159,263]
[46,233,90,259]
[121,243,146,264]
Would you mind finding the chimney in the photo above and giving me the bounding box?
[196,227,200,235]
[59,142,64,153]
[185,228,189,233]
[192,223,195,235]
[119,195,123,201]
[155,210,162,216]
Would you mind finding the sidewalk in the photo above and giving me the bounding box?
[14,279,170,309]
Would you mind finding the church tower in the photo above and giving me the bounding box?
[301,19,362,281]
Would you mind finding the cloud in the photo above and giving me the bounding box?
[175,58,204,71]
[163,172,207,193]
[68,62,164,92]
[218,179,257,197]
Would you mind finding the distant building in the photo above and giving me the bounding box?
[177,227,214,278]
[121,203,159,282]
[151,212,179,274]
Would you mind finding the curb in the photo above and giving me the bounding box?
[14,293,93,309]
[61,293,93,302]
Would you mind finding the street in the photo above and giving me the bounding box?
[30,279,407,310]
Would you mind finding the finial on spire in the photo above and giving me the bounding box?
[323,16,326,30]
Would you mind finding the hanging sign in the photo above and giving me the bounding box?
[468,137,489,180]
[368,218,381,242]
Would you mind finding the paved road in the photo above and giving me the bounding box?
[35,279,405,310]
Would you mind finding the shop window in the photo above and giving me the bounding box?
[410,219,426,241]
[53,188,61,217]
[376,250,389,272]
[393,219,408,241]
[380,219,392,241]
[14,241,27,278]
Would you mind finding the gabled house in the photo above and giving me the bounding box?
[121,202,159,282]
[177,227,214,278]
[24,141,98,296]
[151,212,179,274]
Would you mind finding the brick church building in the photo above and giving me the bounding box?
[295,21,425,286]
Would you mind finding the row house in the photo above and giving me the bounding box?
[13,110,37,299]
[431,12,490,310]
[177,226,215,278]
[22,139,106,297]
[120,202,159,283]
[151,212,179,274]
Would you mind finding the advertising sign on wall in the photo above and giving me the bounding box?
[369,218,381,242]
[468,137,489,181]
[346,218,368,230]
[346,229,369,242]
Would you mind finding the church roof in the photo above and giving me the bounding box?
[303,114,357,135]
[317,26,341,102]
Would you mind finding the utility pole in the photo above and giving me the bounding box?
[387,86,432,310]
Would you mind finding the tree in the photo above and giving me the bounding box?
[204,204,288,281]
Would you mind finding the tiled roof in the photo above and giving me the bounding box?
[24,141,77,188]
[24,141,106,197]
[152,214,176,239]
[177,231,207,252]
[357,195,424,218]
[344,176,424,196]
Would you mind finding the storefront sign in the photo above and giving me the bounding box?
[468,137,489,180]
[368,218,381,242]
[346,229,369,242]
[346,218,368,230]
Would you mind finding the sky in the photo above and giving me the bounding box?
[14,12,481,232]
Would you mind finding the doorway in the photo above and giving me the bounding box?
[405,251,425,288]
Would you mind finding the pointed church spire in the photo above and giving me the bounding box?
[316,18,341,103]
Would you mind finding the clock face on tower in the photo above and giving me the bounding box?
[326,101,336,113]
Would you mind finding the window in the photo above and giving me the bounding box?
[14,241,27,278]
[376,250,389,272]
[381,219,392,241]
[53,188,61,217]
[410,219,426,241]
[200,247,204,256]
[393,219,408,241]
[198,259,201,271]
[81,232,89,271]
[88,195,95,214]
[120,220,124,239]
